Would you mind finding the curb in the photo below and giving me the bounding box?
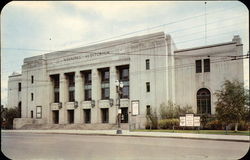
[2,130,249,143]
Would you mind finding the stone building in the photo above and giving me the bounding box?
[8,32,244,129]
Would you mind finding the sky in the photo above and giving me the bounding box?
[1,1,249,106]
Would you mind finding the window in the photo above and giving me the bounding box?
[146,59,150,70]
[18,83,21,92]
[31,76,34,84]
[52,75,60,103]
[84,71,92,101]
[101,108,109,123]
[31,93,34,101]
[31,110,33,118]
[119,67,129,98]
[36,106,42,119]
[83,109,91,123]
[204,59,210,72]
[69,91,75,102]
[195,60,202,73]
[146,82,150,92]
[197,88,211,114]
[67,73,75,102]
[100,69,110,99]
[146,105,151,115]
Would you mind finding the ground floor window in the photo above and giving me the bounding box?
[83,109,91,123]
[52,110,59,124]
[121,107,128,123]
[31,110,33,118]
[101,108,109,123]
[67,110,74,124]
[197,88,211,114]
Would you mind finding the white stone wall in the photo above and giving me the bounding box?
[174,36,244,114]
[7,74,22,109]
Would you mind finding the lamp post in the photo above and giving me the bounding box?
[115,80,123,134]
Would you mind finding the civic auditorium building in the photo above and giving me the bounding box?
[8,32,244,129]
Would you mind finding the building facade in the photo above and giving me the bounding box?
[8,32,244,129]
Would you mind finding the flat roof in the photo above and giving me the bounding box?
[174,41,237,53]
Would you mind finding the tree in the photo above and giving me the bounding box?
[215,80,249,132]
[1,107,20,129]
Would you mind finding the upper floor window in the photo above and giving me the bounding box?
[100,69,110,99]
[204,59,210,72]
[31,93,34,101]
[195,60,202,73]
[31,76,34,84]
[146,82,150,92]
[84,71,92,101]
[18,83,21,92]
[119,67,129,98]
[146,59,150,70]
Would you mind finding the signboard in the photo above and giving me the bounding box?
[193,116,200,127]
[185,114,194,126]
[131,100,139,116]
[179,116,186,126]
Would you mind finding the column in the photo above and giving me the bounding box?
[59,73,67,124]
[74,71,83,123]
[109,66,117,124]
[48,76,54,124]
[91,68,100,123]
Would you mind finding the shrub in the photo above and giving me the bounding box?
[231,121,249,131]
[158,119,180,129]
[205,120,223,130]
[159,101,194,119]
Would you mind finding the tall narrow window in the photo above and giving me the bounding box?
[146,82,150,92]
[31,76,34,84]
[36,106,42,119]
[84,71,92,101]
[31,93,34,101]
[100,69,110,100]
[51,74,60,103]
[31,110,33,118]
[18,83,21,92]
[195,60,202,73]
[146,105,151,115]
[66,73,75,102]
[146,59,150,70]
[204,59,210,72]
[118,66,129,98]
[197,88,211,114]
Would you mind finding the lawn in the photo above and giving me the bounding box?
[131,129,250,136]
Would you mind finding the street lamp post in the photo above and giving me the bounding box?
[115,80,123,134]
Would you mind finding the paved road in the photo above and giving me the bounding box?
[1,132,249,160]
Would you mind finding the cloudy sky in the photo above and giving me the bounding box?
[1,1,249,105]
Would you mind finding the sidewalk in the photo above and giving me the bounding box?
[2,129,249,142]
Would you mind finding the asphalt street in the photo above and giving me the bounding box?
[1,132,249,160]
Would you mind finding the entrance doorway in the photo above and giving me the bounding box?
[52,110,59,124]
[67,110,74,124]
[83,109,91,123]
[101,108,109,123]
[121,107,128,123]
